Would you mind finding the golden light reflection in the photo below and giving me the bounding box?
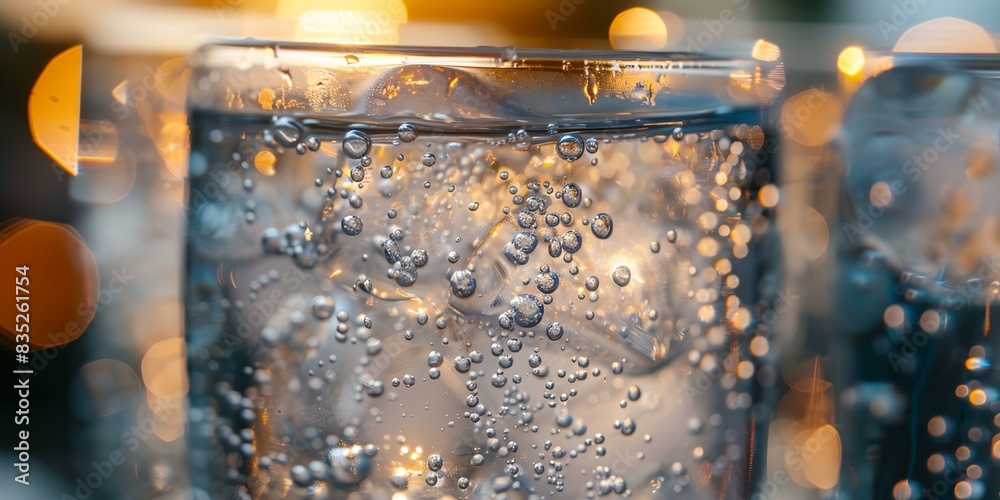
[801,424,840,489]
[837,46,865,76]
[276,0,407,44]
[894,18,997,54]
[759,184,779,208]
[28,44,82,176]
[255,149,277,176]
[780,89,842,147]
[141,337,189,399]
[609,7,668,50]
[156,121,190,180]
[751,39,781,62]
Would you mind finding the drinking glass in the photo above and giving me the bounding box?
[834,56,1000,499]
[184,41,785,499]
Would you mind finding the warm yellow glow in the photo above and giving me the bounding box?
[751,39,781,62]
[609,7,668,50]
[142,338,189,399]
[955,481,973,499]
[255,149,277,177]
[801,425,841,489]
[759,184,779,208]
[969,389,987,406]
[837,46,865,76]
[276,0,407,44]
[894,18,997,54]
[28,45,82,176]
[780,89,842,147]
[893,479,915,500]
[750,336,769,357]
[157,121,189,181]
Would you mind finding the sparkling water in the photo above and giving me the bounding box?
[185,108,777,498]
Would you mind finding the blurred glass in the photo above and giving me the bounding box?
[834,56,1000,498]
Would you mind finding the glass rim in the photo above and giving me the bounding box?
[186,39,785,130]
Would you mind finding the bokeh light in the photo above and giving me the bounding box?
[0,219,99,349]
[609,7,668,50]
[837,46,865,76]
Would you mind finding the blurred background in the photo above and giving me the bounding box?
[3,0,1000,499]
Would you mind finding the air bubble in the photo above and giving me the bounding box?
[271,117,303,147]
[342,130,371,159]
[311,295,334,320]
[562,183,583,208]
[590,213,613,239]
[612,265,631,286]
[341,215,363,235]
[560,230,583,253]
[350,165,365,182]
[450,270,477,298]
[397,123,417,143]
[546,322,564,340]
[556,134,584,161]
[510,294,544,328]
[535,272,559,294]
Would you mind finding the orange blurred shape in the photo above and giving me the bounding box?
[751,39,781,62]
[894,18,997,53]
[0,219,100,349]
[29,45,82,176]
[837,46,865,76]
[780,89,842,147]
[785,424,841,489]
[609,7,668,50]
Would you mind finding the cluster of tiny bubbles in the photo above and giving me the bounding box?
[195,118,780,500]
[342,130,371,159]
[556,133,585,161]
